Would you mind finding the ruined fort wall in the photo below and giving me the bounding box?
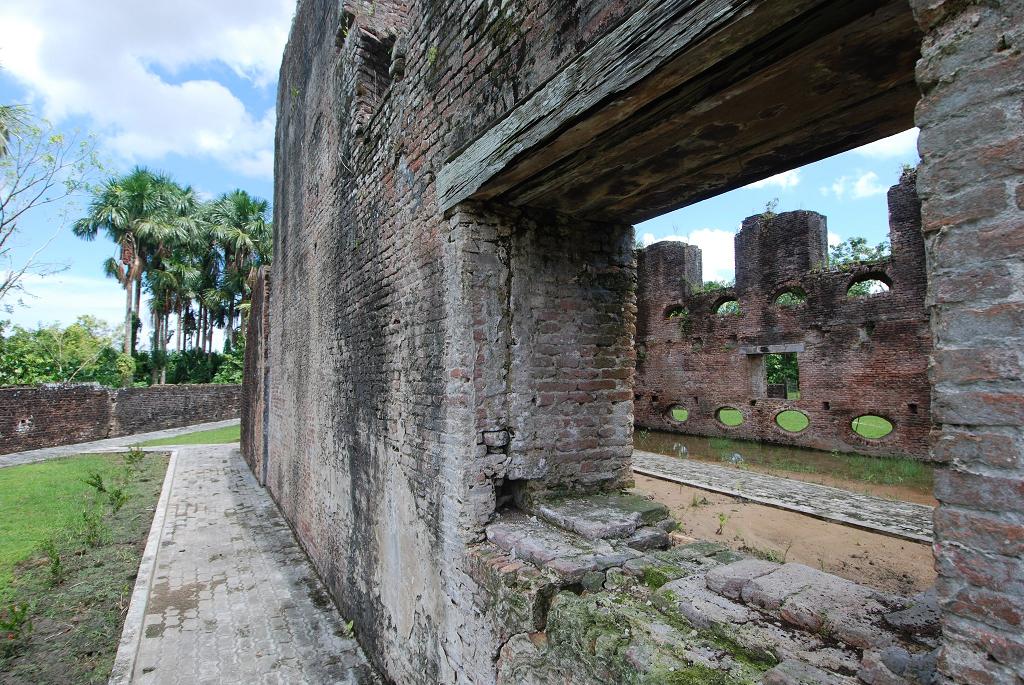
[0,384,241,454]
[264,1,642,682]
[910,1,1024,680]
[635,174,932,459]
[241,267,270,481]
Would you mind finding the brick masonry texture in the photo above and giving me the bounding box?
[635,174,932,459]
[0,384,241,455]
[250,0,1024,682]
[909,0,1024,682]
[259,2,644,682]
[242,267,270,482]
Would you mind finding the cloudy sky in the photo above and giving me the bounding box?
[0,1,919,342]
[0,0,292,338]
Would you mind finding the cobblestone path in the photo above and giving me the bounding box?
[130,444,376,684]
[0,419,240,469]
[633,450,933,543]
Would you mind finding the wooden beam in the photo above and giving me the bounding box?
[436,0,838,212]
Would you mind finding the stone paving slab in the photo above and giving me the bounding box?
[633,450,933,543]
[0,419,240,469]
[127,444,376,684]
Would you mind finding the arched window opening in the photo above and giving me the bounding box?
[664,305,687,320]
[716,298,741,316]
[847,273,892,298]
[774,287,808,308]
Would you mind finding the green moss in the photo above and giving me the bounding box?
[641,567,674,590]
[646,663,737,685]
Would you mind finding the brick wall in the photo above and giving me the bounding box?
[266,1,646,681]
[910,0,1024,682]
[635,174,933,459]
[241,268,270,481]
[266,0,1022,681]
[0,384,241,455]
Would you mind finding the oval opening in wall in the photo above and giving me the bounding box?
[668,406,689,422]
[775,409,809,433]
[851,415,894,439]
[716,407,744,427]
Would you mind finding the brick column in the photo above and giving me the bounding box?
[911,1,1024,681]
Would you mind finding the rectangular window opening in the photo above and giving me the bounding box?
[766,352,800,399]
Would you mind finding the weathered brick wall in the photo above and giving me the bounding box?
[268,1,644,682]
[110,385,240,436]
[269,0,1021,681]
[910,1,1024,682]
[241,267,270,481]
[0,384,240,455]
[0,385,111,454]
[635,174,933,459]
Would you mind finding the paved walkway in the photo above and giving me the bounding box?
[0,419,240,469]
[120,444,377,684]
[633,450,933,543]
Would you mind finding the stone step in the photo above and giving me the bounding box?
[531,491,672,541]
[485,511,644,583]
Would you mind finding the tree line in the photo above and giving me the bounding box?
[72,167,272,385]
[1,100,270,388]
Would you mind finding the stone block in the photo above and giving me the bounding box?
[658,576,758,630]
[762,659,859,685]
[706,558,780,600]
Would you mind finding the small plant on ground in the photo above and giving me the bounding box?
[81,506,107,547]
[715,512,730,536]
[342,619,355,638]
[107,486,130,514]
[0,603,32,658]
[83,471,106,493]
[124,446,145,474]
[40,539,64,587]
[690,494,709,508]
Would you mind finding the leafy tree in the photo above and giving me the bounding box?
[828,237,890,268]
[829,237,891,297]
[0,109,101,309]
[0,316,122,387]
[73,168,192,367]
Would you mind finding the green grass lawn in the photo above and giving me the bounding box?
[717,408,744,427]
[139,423,240,447]
[0,451,169,683]
[775,410,809,433]
[0,455,132,595]
[851,415,894,439]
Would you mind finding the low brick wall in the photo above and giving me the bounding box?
[0,384,241,455]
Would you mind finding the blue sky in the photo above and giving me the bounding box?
[0,1,919,345]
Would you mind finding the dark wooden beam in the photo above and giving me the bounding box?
[438,0,921,223]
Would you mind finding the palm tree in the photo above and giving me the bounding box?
[73,167,190,363]
[206,190,271,346]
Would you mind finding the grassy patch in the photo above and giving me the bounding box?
[775,410,809,433]
[851,415,894,439]
[139,423,240,446]
[0,451,169,683]
[716,408,744,427]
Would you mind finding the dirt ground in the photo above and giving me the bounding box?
[634,474,936,596]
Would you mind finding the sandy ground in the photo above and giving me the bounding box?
[634,474,937,596]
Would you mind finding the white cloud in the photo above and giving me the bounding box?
[6,273,125,330]
[642,228,736,282]
[825,171,888,200]
[745,169,801,190]
[827,232,842,247]
[0,0,293,179]
[853,128,919,159]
